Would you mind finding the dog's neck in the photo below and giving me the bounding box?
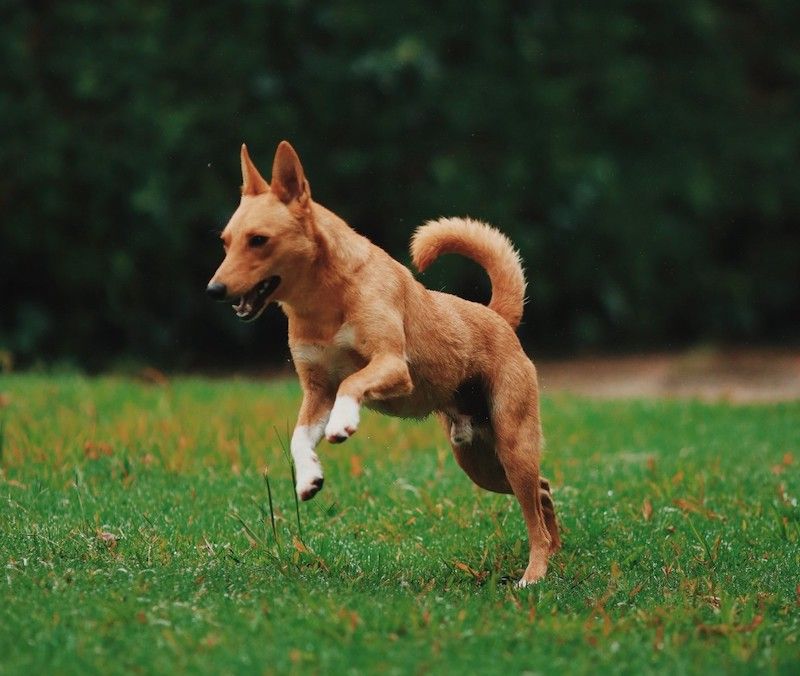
[280,201,371,323]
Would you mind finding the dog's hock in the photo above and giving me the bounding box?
[325,396,360,443]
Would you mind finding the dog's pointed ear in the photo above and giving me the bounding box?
[240,144,269,196]
[271,141,310,204]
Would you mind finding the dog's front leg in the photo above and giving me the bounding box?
[325,352,412,443]
[292,371,336,501]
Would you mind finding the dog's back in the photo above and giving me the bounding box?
[355,217,533,419]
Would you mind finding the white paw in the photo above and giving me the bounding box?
[294,453,324,501]
[291,424,325,501]
[325,396,360,443]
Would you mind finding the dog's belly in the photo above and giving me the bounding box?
[365,379,451,419]
[365,395,435,419]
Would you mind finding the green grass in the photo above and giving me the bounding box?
[1,374,798,674]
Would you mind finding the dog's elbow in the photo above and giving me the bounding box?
[381,355,414,399]
[397,369,414,396]
[385,355,413,397]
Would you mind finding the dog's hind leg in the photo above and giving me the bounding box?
[438,414,560,553]
[438,413,512,493]
[488,376,553,586]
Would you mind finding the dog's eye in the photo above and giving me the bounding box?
[248,235,269,248]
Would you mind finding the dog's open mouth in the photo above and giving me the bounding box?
[232,276,281,322]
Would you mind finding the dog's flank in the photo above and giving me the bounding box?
[208,141,559,585]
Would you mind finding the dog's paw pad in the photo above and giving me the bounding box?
[327,425,357,444]
[297,476,324,501]
[325,396,360,444]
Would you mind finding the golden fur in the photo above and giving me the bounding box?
[209,141,560,585]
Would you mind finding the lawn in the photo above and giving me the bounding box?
[1,374,798,674]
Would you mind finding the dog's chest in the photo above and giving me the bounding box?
[290,324,363,381]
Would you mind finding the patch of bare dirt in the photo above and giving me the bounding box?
[537,348,800,402]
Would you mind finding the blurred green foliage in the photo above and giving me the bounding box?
[2,0,799,369]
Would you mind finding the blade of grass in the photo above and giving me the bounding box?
[262,467,279,544]
[274,425,302,541]
[229,510,265,547]
[238,428,250,472]
[73,466,87,531]
[685,513,715,566]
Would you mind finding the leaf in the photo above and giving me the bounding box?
[292,536,310,554]
[200,633,221,649]
[96,530,118,549]
[642,498,653,521]
[84,441,113,460]
[673,498,702,514]
[350,454,363,478]
[673,497,722,520]
[697,614,763,636]
[454,561,476,576]
[737,614,764,633]
[453,560,487,582]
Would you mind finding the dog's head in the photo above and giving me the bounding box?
[207,141,316,321]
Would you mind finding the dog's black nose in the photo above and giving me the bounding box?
[206,281,228,301]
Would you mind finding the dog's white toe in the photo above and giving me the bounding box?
[294,452,324,501]
[325,396,360,443]
[296,473,324,501]
[291,424,326,500]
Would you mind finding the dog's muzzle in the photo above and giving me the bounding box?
[206,281,228,301]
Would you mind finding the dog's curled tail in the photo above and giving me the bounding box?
[411,217,526,329]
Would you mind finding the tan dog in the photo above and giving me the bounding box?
[207,141,560,585]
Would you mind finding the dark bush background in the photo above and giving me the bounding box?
[2,0,799,370]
